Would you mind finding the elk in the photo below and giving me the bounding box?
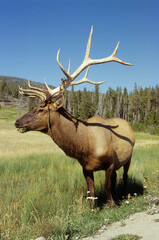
[15,26,135,208]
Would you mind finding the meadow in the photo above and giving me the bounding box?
[0,107,159,240]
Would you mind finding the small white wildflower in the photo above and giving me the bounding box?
[128,193,131,199]
[87,196,98,200]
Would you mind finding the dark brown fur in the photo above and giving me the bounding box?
[15,103,135,207]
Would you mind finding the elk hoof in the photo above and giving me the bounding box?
[107,200,117,208]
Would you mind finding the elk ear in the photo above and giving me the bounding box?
[40,100,48,108]
[47,101,60,111]
[53,95,65,110]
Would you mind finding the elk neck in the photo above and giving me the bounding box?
[47,107,89,159]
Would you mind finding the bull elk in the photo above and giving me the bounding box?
[15,26,135,208]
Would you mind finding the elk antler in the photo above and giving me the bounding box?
[69,66,105,86]
[19,81,48,101]
[19,80,65,107]
[56,26,132,89]
[19,26,132,108]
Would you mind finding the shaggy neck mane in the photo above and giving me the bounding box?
[57,107,84,128]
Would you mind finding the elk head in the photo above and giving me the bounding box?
[15,26,132,133]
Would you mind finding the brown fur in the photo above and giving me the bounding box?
[15,103,135,207]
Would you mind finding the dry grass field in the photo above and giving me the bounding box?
[0,119,63,157]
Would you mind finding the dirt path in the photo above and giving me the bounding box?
[84,208,159,240]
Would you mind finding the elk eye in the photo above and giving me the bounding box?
[38,109,44,113]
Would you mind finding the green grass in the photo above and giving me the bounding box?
[111,234,142,240]
[0,154,86,239]
[0,115,159,239]
[0,106,24,120]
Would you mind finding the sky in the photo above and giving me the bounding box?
[0,0,159,93]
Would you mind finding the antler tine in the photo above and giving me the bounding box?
[110,41,132,66]
[67,60,71,74]
[56,26,94,83]
[28,80,49,94]
[84,25,93,60]
[86,40,132,66]
[19,80,63,105]
[57,49,71,81]
[44,77,52,92]
[44,77,62,97]
[112,41,120,57]
[19,86,46,101]
[70,66,105,86]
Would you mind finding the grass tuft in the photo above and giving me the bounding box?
[110,234,142,240]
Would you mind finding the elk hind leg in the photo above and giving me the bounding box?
[123,156,131,195]
[111,171,117,201]
[105,165,117,208]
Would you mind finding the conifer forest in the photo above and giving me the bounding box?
[0,77,159,134]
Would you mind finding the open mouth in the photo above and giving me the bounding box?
[17,127,28,133]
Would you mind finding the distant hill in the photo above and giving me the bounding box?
[0,75,56,109]
[0,75,55,89]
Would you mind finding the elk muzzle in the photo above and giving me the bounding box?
[15,119,28,133]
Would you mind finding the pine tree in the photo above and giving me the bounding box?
[70,86,79,118]
[109,88,117,118]
[0,77,7,100]
[79,88,94,120]
[28,98,38,111]
[94,85,99,110]
[104,90,112,118]
[155,85,159,124]
[131,83,140,123]
[116,87,123,118]
[138,87,146,124]
[145,87,152,125]
[123,87,129,121]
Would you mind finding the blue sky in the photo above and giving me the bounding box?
[0,0,159,93]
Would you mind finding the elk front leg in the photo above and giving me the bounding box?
[83,168,95,197]
[105,165,117,208]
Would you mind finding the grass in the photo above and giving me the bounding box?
[110,234,142,240]
[0,107,159,239]
[0,106,26,120]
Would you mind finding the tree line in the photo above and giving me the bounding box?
[0,77,159,133]
[0,77,19,99]
[65,84,159,133]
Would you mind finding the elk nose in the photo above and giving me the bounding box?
[15,120,19,128]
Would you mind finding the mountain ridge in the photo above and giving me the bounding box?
[0,75,55,89]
